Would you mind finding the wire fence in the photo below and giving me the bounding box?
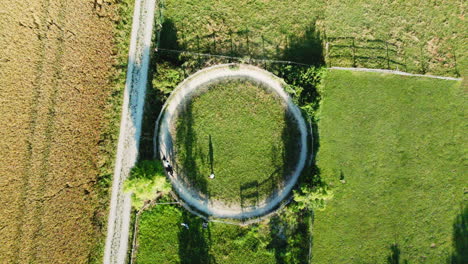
[325,35,460,77]
[155,20,460,77]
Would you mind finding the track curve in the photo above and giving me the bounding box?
[156,64,309,219]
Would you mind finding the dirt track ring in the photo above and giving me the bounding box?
[155,64,309,220]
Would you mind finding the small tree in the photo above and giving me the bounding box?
[293,185,333,212]
[124,160,171,210]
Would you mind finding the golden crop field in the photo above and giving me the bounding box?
[0,0,126,263]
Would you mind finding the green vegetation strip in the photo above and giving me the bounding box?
[175,79,300,205]
[160,0,463,76]
[313,70,465,263]
[135,204,310,264]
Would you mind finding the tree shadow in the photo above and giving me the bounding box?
[240,180,259,210]
[158,19,182,63]
[267,22,326,262]
[178,210,213,264]
[138,19,182,159]
[386,243,410,264]
[449,205,468,264]
[175,99,209,197]
[281,110,302,182]
[267,213,311,264]
[387,243,401,264]
[267,215,287,264]
[281,20,324,66]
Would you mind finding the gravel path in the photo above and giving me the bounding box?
[156,64,309,219]
[330,67,462,81]
[103,0,155,263]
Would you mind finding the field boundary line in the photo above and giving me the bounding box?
[156,48,311,66]
[330,67,462,81]
[103,0,156,263]
[13,0,50,259]
[29,0,67,262]
[156,48,462,80]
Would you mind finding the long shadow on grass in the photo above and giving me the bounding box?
[208,134,214,174]
[268,216,287,264]
[139,19,183,159]
[449,205,468,264]
[267,213,311,264]
[269,20,326,263]
[158,19,182,63]
[281,19,324,66]
[150,20,215,264]
[386,243,409,264]
[176,100,209,198]
[178,211,214,264]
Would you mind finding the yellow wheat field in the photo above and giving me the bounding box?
[0,0,122,262]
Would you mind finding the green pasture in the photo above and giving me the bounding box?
[312,70,466,263]
[174,80,300,204]
[135,204,311,264]
[159,0,464,76]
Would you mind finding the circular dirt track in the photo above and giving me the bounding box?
[156,64,308,219]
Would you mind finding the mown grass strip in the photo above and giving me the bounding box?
[174,80,300,204]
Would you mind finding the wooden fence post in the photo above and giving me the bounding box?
[229,30,234,58]
[453,49,460,77]
[385,41,390,69]
[352,37,356,67]
[212,32,216,54]
[196,35,201,65]
[262,35,267,68]
[420,45,426,74]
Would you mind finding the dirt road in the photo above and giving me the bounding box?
[103,0,156,263]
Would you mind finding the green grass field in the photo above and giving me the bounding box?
[135,2,466,262]
[175,80,300,204]
[159,0,464,76]
[323,0,465,76]
[135,203,310,264]
[312,70,466,263]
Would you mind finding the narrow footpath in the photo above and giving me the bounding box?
[103,0,156,263]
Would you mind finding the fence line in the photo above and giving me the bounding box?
[325,36,460,77]
[157,22,459,78]
[155,48,462,80]
[156,48,311,66]
[330,67,462,81]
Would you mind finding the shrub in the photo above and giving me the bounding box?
[293,185,333,212]
[124,160,171,210]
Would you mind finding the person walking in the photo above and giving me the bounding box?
[162,156,174,176]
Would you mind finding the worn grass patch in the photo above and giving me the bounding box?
[312,70,466,263]
[174,79,300,205]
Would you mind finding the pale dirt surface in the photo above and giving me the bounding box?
[104,0,155,263]
[330,67,463,81]
[0,0,118,263]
